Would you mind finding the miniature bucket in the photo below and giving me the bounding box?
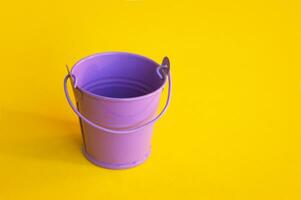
[64,52,171,169]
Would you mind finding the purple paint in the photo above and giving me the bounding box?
[64,52,171,169]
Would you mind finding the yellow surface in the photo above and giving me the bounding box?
[0,0,300,199]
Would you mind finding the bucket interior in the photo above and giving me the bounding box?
[72,53,165,98]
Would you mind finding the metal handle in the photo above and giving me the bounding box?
[63,57,172,134]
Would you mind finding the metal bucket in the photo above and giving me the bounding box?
[64,52,171,169]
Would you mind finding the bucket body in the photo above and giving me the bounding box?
[69,52,168,169]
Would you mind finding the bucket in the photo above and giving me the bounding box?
[64,52,171,169]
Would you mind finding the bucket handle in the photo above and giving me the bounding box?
[63,56,172,134]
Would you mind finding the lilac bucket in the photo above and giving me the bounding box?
[64,52,171,169]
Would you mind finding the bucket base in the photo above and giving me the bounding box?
[82,147,151,170]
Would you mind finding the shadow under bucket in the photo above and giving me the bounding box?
[64,52,171,169]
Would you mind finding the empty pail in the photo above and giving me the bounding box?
[64,52,171,169]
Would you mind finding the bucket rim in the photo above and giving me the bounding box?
[70,51,167,101]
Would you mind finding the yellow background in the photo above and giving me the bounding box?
[0,0,300,199]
